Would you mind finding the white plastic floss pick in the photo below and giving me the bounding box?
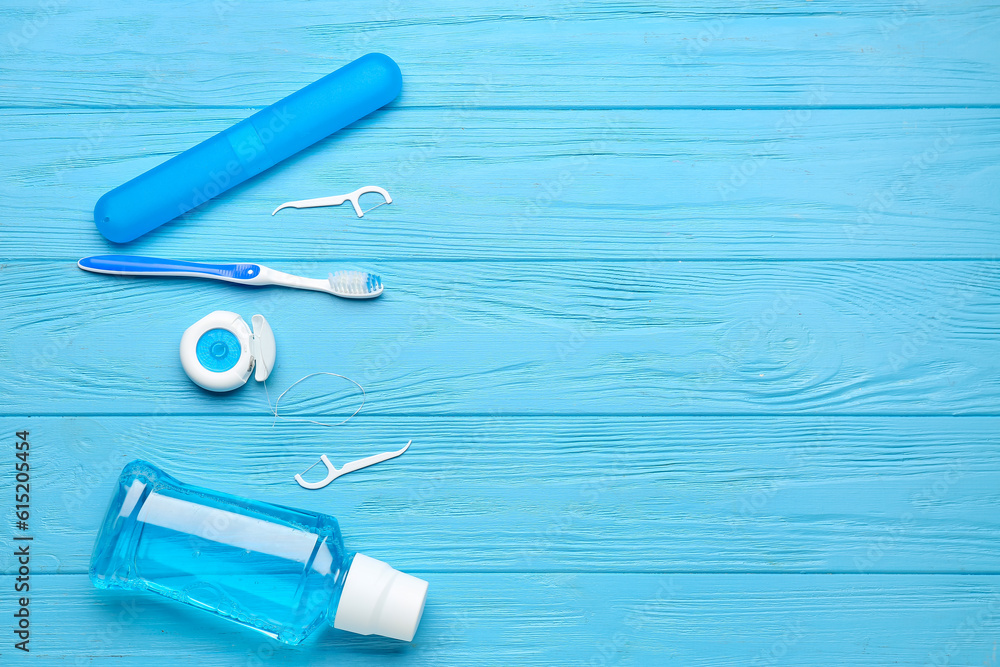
[295,441,412,490]
[179,311,409,486]
[271,185,392,218]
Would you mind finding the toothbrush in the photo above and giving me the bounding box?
[77,255,383,299]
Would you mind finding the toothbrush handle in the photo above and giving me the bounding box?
[78,255,263,284]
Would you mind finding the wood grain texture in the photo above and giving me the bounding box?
[2,1,999,108]
[2,260,998,415]
[2,0,999,663]
[1,108,998,260]
[1,416,997,575]
[3,573,998,666]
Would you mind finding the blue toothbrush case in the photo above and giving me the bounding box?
[94,53,402,243]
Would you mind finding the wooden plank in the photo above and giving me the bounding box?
[4,1,998,665]
[5,573,999,665]
[2,416,997,574]
[1,108,998,260]
[2,1,999,108]
[2,260,997,415]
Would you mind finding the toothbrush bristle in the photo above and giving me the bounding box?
[328,271,383,298]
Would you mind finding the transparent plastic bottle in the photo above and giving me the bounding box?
[90,460,427,645]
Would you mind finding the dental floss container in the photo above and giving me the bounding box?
[180,311,275,392]
[95,53,402,243]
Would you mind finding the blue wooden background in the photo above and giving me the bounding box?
[2,1,999,664]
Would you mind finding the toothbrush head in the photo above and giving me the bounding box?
[327,271,383,299]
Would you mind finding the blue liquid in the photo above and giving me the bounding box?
[90,460,353,645]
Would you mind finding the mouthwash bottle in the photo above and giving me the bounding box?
[90,460,428,644]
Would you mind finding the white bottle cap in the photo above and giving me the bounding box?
[333,553,428,641]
